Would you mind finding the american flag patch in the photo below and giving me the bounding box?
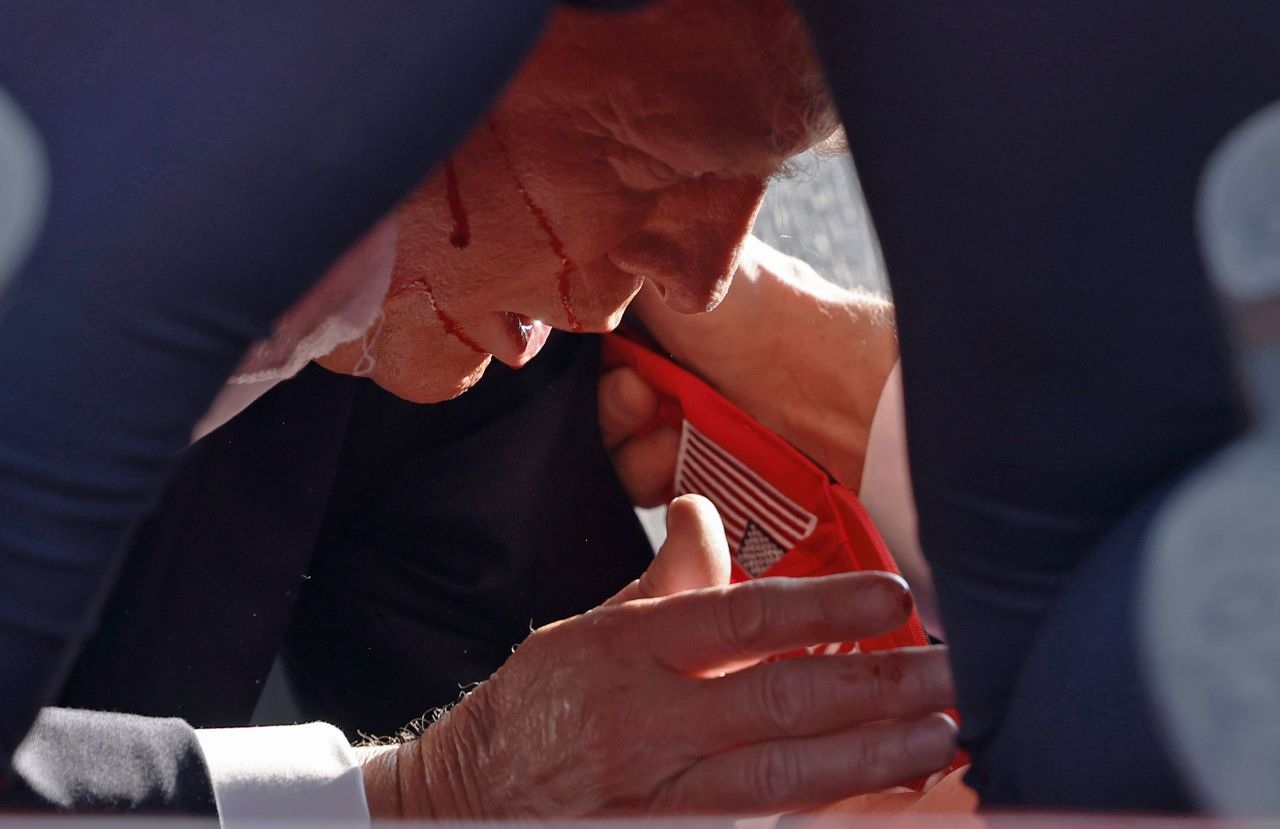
[675,421,818,577]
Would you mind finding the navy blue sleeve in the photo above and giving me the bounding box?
[0,1,561,779]
[795,1,1279,809]
[5,708,215,813]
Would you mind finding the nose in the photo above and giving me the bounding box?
[610,175,766,313]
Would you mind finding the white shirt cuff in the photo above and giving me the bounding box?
[196,722,369,828]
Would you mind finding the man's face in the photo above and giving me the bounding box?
[322,0,835,402]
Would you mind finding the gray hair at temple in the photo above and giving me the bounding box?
[533,0,841,171]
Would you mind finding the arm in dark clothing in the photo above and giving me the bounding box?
[0,0,560,794]
[6,708,215,814]
[0,0,656,805]
[795,0,1278,810]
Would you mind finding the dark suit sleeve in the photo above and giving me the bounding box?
[0,0,558,786]
[795,0,1278,810]
[3,708,215,814]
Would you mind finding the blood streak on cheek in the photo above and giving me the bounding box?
[443,160,470,249]
[391,276,486,356]
[488,120,583,332]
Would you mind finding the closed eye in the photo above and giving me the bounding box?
[606,150,683,192]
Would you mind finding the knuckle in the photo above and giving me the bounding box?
[750,747,803,804]
[852,731,893,786]
[756,667,809,734]
[526,609,607,660]
[854,652,909,716]
[716,583,770,658]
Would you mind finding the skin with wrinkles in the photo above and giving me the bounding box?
[346,1,959,818]
[398,561,956,816]
[360,497,957,819]
[321,0,837,402]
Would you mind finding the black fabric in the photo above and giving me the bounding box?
[7,0,1269,815]
[0,0,661,802]
[4,708,215,814]
[0,0,557,776]
[795,0,1278,810]
[988,485,1190,809]
[59,368,358,727]
[283,333,654,738]
[60,333,653,741]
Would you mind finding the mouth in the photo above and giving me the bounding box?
[478,311,552,368]
[451,265,644,368]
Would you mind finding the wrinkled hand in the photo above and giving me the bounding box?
[363,495,956,819]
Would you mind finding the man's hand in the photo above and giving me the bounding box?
[362,495,956,818]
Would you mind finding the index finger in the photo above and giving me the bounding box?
[626,571,915,674]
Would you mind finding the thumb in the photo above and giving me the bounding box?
[606,494,731,605]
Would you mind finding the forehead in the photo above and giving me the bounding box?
[508,1,836,178]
